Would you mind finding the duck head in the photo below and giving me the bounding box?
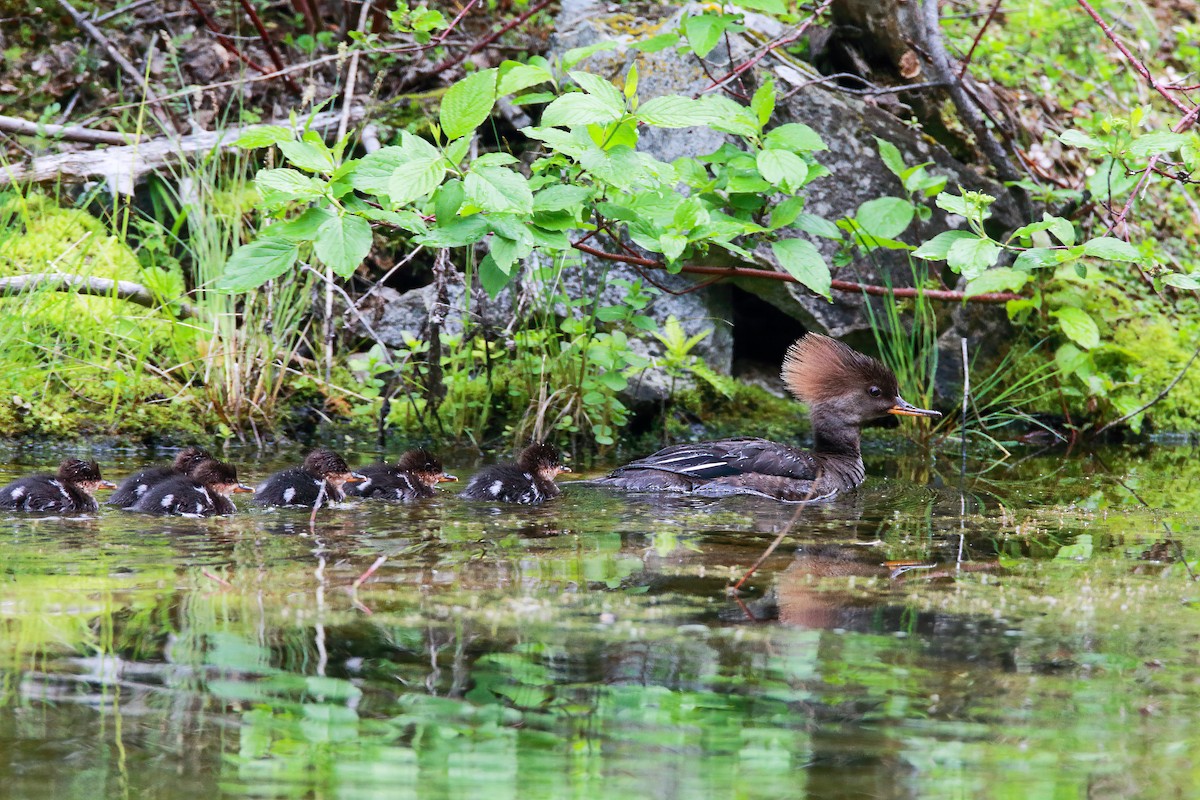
[517,443,571,483]
[781,334,941,427]
[397,447,458,488]
[303,449,364,487]
[190,459,253,496]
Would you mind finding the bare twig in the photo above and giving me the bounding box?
[352,555,388,590]
[569,241,1025,304]
[0,114,138,146]
[0,273,197,318]
[957,0,1004,80]
[55,0,176,132]
[183,0,274,78]
[729,504,807,593]
[235,0,301,93]
[1095,343,1200,435]
[701,0,835,96]
[918,0,1030,219]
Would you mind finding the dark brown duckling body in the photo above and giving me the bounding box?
[0,458,115,513]
[131,459,252,516]
[597,334,940,502]
[460,443,570,505]
[254,449,363,507]
[347,448,457,501]
[109,446,212,509]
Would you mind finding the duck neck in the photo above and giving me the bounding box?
[809,408,863,460]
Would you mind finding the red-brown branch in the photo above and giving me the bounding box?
[235,0,301,94]
[570,242,1025,304]
[957,0,1004,80]
[701,0,835,95]
[184,0,273,77]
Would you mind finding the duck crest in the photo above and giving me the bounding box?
[781,333,897,404]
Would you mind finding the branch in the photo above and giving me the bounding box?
[235,0,301,94]
[918,0,1030,219]
[0,114,137,146]
[0,106,365,192]
[1094,343,1200,435]
[570,242,1024,304]
[701,0,835,96]
[0,274,197,319]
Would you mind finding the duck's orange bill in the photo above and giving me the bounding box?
[345,472,366,483]
[888,397,942,418]
[558,466,572,474]
[438,473,459,483]
[98,480,117,490]
[233,484,255,493]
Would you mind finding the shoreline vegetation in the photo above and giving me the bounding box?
[1,0,1199,454]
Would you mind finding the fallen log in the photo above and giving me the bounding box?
[0,106,366,194]
[0,273,198,319]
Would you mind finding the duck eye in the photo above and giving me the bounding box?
[868,386,882,398]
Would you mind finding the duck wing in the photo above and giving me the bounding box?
[607,438,819,482]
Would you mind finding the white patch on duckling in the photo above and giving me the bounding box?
[283,486,296,504]
[489,480,504,497]
[136,484,148,496]
[160,494,175,508]
[11,487,24,500]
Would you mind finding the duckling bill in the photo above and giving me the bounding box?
[595,333,940,501]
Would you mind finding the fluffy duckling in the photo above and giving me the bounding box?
[131,458,252,516]
[460,443,570,505]
[108,445,212,508]
[254,448,363,507]
[0,458,115,512]
[346,448,457,501]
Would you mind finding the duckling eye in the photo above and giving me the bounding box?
[868,386,882,398]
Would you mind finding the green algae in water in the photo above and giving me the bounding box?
[1,446,1200,798]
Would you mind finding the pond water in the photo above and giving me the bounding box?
[0,441,1198,799]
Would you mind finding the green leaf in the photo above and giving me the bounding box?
[443,136,471,167]
[1082,236,1140,262]
[488,234,532,273]
[388,157,446,205]
[635,95,718,128]
[561,41,618,71]
[435,179,464,224]
[348,146,405,197]
[314,213,372,278]
[569,70,625,112]
[1013,247,1061,270]
[533,184,593,212]
[768,197,804,230]
[440,68,498,140]
[1052,307,1100,349]
[947,235,1002,277]
[913,229,976,261]
[540,93,625,127]
[1164,272,1200,290]
[236,125,294,149]
[416,215,490,248]
[1059,129,1104,150]
[793,213,843,241]
[750,79,775,127]
[855,197,914,239]
[659,233,688,262]
[262,207,334,241]
[277,139,333,172]
[736,0,785,10]
[497,61,554,96]
[464,166,533,214]
[684,14,726,58]
[756,149,809,191]
[763,123,827,152]
[630,33,679,52]
[255,168,325,206]
[964,267,1029,297]
[771,238,830,298]
[217,238,299,292]
[697,95,760,138]
[476,254,512,298]
[1129,131,1189,158]
[874,137,905,179]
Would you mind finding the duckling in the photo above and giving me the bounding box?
[108,445,212,508]
[254,448,364,507]
[460,443,570,504]
[0,458,115,512]
[130,458,253,516]
[346,448,458,501]
[595,333,941,501]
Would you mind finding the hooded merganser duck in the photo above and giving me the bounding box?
[595,333,941,502]
[130,458,253,516]
[0,458,115,512]
[254,448,364,507]
[460,443,571,504]
[108,445,212,508]
[346,448,458,501]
